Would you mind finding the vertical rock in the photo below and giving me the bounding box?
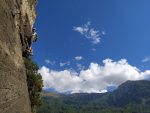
[0,0,37,113]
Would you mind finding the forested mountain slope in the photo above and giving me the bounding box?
[38,80,150,113]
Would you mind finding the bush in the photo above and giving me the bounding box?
[24,58,43,113]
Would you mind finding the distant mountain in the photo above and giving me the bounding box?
[37,80,150,113]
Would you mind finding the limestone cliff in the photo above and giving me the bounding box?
[0,0,37,113]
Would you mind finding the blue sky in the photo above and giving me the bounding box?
[34,0,150,93]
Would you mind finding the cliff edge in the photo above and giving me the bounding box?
[0,0,37,113]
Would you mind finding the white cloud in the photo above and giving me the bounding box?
[91,48,96,52]
[74,21,90,34]
[141,70,150,79]
[100,90,108,93]
[39,59,150,93]
[101,31,106,35]
[76,63,85,71]
[60,61,70,67]
[45,59,55,65]
[73,21,104,44]
[75,56,83,61]
[142,56,150,63]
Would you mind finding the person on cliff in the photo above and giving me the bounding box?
[26,28,38,56]
[32,28,38,42]
[27,28,38,47]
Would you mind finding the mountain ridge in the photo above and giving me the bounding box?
[38,80,150,113]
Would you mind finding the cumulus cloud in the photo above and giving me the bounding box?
[142,56,150,63]
[75,56,83,61]
[73,21,104,44]
[39,59,150,93]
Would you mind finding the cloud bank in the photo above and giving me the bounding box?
[39,59,150,93]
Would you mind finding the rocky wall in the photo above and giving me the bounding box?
[0,0,37,113]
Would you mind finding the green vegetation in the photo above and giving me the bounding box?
[37,80,150,113]
[24,58,43,113]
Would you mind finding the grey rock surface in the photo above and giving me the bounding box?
[0,0,37,113]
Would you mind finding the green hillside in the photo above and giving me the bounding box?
[37,80,150,113]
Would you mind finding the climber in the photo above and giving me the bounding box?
[32,28,38,42]
[27,28,38,47]
[26,28,38,56]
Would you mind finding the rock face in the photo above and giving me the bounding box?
[0,0,37,113]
